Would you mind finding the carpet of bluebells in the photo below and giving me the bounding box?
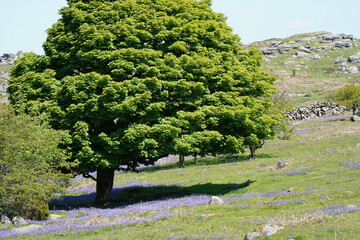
[2,182,359,239]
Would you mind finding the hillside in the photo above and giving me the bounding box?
[247,31,360,107]
[0,54,14,104]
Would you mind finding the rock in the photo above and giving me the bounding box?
[0,53,15,64]
[208,196,223,205]
[276,161,288,170]
[287,187,295,192]
[278,46,291,54]
[1,214,11,225]
[263,58,270,64]
[298,46,312,53]
[339,62,351,72]
[49,214,63,220]
[11,224,44,234]
[350,115,360,122]
[348,54,360,63]
[12,216,27,226]
[335,57,346,64]
[0,83,8,92]
[314,46,327,52]
[309,54,321,60]
[294,51,309,58]
[348,66,359,74]
[339,34,354,40]
[244,224,283,240]
[262,48,278,55]
[269,41,284,47]
[335,42,353,48]
[321,34,342,42]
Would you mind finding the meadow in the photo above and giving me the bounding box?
[1,113,359,239]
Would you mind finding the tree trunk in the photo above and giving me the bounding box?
[250,147,256,159]
[95,168,115,205]
[193,155,198,164]
[179,155,185,167]
[353,104,360,116]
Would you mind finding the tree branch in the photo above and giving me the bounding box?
[82,173,97,181]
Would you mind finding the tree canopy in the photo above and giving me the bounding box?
[8,0,279,204]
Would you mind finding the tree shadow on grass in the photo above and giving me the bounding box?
[142,153,274,173]
[49,180,255,210]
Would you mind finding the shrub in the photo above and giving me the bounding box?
[332,84,360,114]
[0,105,70,220]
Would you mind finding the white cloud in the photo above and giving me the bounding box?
[289,19,313,28]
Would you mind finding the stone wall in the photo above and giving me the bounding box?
[286,102,347,121]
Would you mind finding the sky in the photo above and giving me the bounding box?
[0,0,360,55]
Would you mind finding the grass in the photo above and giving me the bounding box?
[2,115,360,239]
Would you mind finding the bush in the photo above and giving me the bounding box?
[269,91,295,140]
[0,105,70,220]
[332,84,360,114]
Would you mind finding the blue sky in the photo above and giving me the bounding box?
[0,0,359,55]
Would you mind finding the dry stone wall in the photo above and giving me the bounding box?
[286,102,347,121]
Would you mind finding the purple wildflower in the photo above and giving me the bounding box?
[287,169,308,175]
[268,197,305,206]
[340,161,360,169]
[168,233,240,239]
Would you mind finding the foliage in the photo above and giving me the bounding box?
[269,91,295,140]
[0,105,70,220]
[8,0,278,203]
[332,83,360,113]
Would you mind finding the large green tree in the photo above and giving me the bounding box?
[9,0,279,204]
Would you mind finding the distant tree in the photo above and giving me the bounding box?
[8,0,279,204]
[270,91,295,141]
[333,84,360,114]
[15,51,23,59]
[0,105,70,220]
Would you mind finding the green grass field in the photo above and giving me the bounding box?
[2,114,359,239]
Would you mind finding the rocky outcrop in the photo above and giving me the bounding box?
[309,54,321,60]
[0,53,15,65]
[262,48,278,56]
[335,41,353,48]
[335,57,346,64]
[348,52,360,63]
[338,62,359,74]
[286,102,347,121]
[320,33,354,43]
[0,82,9,92]
[294,46,313,58]
[256,32,357,58]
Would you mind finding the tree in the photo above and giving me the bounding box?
[0,105,70,220]
[8,0,279,204]
[332,84,360,115]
